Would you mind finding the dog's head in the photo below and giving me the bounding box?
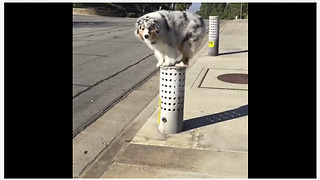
[135,16,160,44]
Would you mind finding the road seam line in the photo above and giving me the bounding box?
[73,53,153,99]
[73,84,91,87]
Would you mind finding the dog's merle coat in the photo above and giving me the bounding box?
[135,10,205,67]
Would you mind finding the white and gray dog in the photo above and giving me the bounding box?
[135,10,205,67]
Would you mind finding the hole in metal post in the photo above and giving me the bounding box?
[162,117,167,123]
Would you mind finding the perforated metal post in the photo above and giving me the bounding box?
[208,16,220,56]
[158,66,186,134]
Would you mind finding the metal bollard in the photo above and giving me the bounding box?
[208,16,220,56]
[158,66,186,134]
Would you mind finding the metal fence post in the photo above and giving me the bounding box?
[208,16,220,56]
[158,66,186,134]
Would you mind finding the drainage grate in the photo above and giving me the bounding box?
[199,68,248,90]
[217,73,248,84]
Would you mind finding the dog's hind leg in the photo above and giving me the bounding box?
[178,42,192,66]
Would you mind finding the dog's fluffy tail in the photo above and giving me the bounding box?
[190,32,205,55]
[189,17,206,56]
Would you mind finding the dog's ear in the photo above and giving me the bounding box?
[136,18,145,33]
[136,19,141,34]
[154,20,160,33]
[135,18,144,41]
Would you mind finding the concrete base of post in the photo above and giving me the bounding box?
[158,65,186,134]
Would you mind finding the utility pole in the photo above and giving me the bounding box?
[240,3,242,19]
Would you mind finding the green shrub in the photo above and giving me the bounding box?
[127,12,137,17]
[73,3,84,8]
[115,5,126,13]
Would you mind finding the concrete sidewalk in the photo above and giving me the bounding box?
[100,19,248,178]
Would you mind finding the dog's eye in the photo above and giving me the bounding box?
[141,28,145,30]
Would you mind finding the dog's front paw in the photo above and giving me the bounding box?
[161,62,170,66]
[156,62,163,67]
[162,61,175,67]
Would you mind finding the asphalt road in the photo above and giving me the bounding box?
[73,14,211,137]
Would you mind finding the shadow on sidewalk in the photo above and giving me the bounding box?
[183,105,248,131]
[219,50,248,56]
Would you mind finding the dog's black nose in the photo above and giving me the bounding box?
[144,34,149,39]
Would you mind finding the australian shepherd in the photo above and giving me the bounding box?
[135,10,205,67]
